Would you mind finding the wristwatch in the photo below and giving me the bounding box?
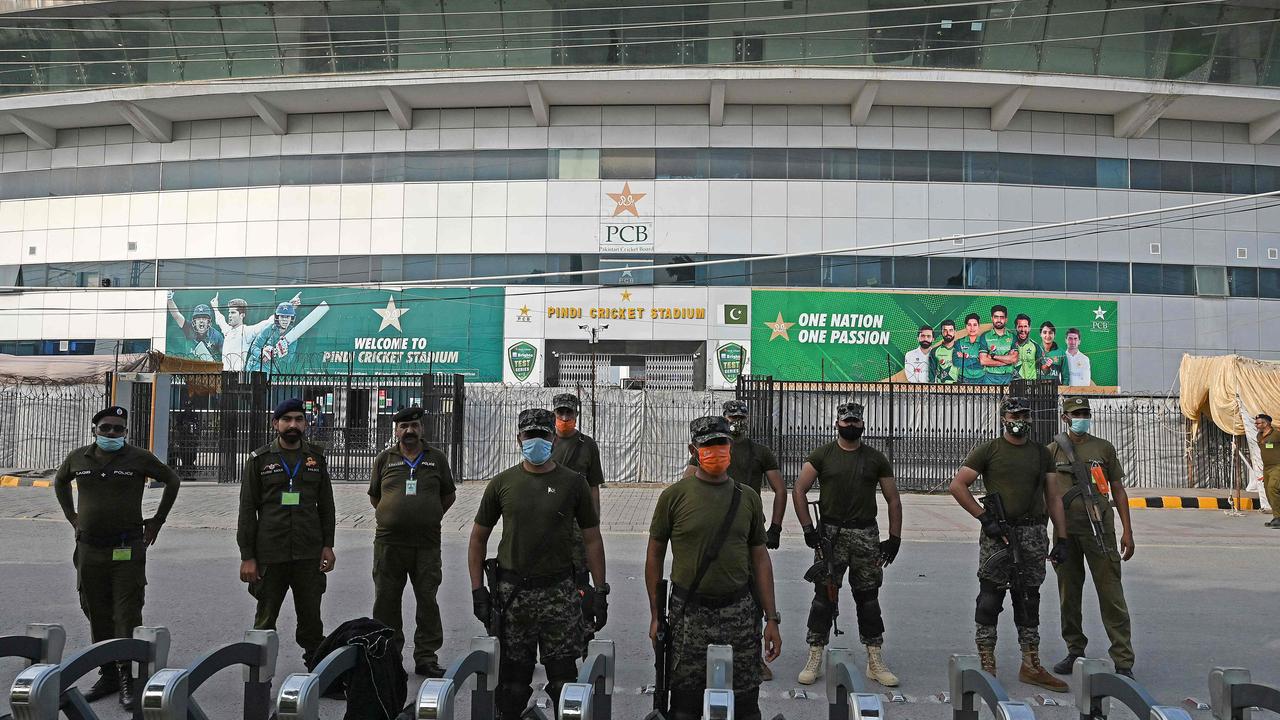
[764,611,781,625]
[595,583,610,596]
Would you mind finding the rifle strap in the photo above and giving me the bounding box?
[682,482,744,604]
[491,475,582,615]
[1054,432,1085,510]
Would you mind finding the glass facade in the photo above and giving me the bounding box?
[1,1,1278,97]
[10,254,1280,299]
[2,147,1280,201]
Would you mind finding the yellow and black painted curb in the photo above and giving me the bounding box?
[1128,496,1259,510]
[0,475,53,488]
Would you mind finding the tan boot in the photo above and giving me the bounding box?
[1019,648,1069,692]
[797,645,823,685]
[865,645,899,687]
[761,656,772,682]
[977,646,997,675]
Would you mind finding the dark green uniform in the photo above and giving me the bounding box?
[650,476,766,711]
[551,430,605,572]
[930,342,960,384]
[369,444,456,668]
[1013,338,1043,380]
[1047,434,1133,669]
[954,335,986,384]
[979,330,1015,385]
[686,434,779,495]
[1039,344,1070,384]
[1260,428,1280,520]
[476,463,598,720]
[54,444,180,643]
[236,439,335,663]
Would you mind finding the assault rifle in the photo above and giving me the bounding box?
[979,493,1031,615]
[1054,432,1114,558]
[803,501,843,637]
[652,579,672,714]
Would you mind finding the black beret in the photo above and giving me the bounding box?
[92,406,127,424]
[394,406,425,423]
[273,398,305,420]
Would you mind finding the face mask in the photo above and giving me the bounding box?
[522,438,553,465]
[729,420,748,436]
[838,425,864,442]
[697,445,732,475]
[1070,418,1092,434]
[1005,421,1030,438]
[96,435,125,452]
[555,417,576,436]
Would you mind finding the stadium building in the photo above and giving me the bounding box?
[2,0,1280,391]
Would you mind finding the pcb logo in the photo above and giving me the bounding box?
[717,343,745,384]
[508,341,537,382]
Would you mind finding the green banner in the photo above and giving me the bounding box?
[165,286,504,380]
[752,289,1118,387]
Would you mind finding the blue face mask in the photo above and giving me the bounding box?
[521,438,553,465]
[96,435,125,452]
[1070,418,1092,435]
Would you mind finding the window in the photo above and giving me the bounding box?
[1160,162,1192,192]
[1163,264,1196,295]
[998,154,1032,185]
[1228,267,1258,297]
[857,149,890,181]
[751,148,788,179]
[823,149,856,180]
[1261,268,1280,299]
[787,149,823,180]
[894,257,928,288]
[1192,162,1225,194]
[823,256,858,286]
[706,256,750,286]
[1098,262,1130,293]
[656,254,702,284]
[965,258,997,289]
[557,149,599,180]
[1195,265,1227,296]
[856,256,891,288]
[1130,160,1161,190]
[403,255,437,281]
[999,259,1034,291]
[600,149,655,179]
[892,150,929,182]
[750,258,788,286]
[1096,158,1128,189]
[1032,259,1065,291]
[1065,261,1098,292]
[710,148,750,179]
[787,256,822,287]
[656,148,709,179]
[1131,263,1162,294]
[929,151,964,182]
[929,256,964,288]
[965,152,999,183]
[437,255,472,280]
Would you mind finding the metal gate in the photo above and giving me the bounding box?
[166,372,464,483]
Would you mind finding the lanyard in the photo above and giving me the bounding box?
[279,454,303,491]
[403,450,425,479]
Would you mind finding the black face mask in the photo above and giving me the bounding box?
[730,420,748,436]
[838,425,864,442]
[1004,421,1030,438]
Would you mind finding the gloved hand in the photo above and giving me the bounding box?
[593,590,609,631]
[978,510,1004,538]
[471,587,492,626]
[765,523,782,550]
[878,534,901,565]
[1048,538,1069,566]
[802,524,820,549]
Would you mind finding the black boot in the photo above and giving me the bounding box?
[117,662,138,711]
[1052,654,1081,675]
[83,665,120,702]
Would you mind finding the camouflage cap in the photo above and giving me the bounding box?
[517,408,555,434]
[1002,396,1031,415]
[836,402,864,421]
[552,393,581,412]
[1062,396,1091,414]
[722,400,749,418]
[690,415,733,445]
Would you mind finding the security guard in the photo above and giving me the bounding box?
[1047,397,1136,677]
[647,416,781,720]
[54,406,181,710]
[370,406,456,677]
[469,408,607,720]
[949,397,1069,691]
[793,402,902,687]
[237,398,336,665]
[681,400,786,680]
[549,393,605,582]
[1257,413,1280,528]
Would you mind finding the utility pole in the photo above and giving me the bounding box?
[578,323,609,436]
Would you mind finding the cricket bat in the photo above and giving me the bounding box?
[283,301,329,344]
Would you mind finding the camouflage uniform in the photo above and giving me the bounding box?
[493,578,586,667]
[975,524,1050,649]
[805,525,885,646]
[669,593,762,692]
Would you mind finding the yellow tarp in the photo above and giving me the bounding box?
[1178,353,1280,434]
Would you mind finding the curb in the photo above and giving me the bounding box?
[1128,496,1259,511]
[0,475,53,488]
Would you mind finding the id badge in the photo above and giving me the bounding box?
[406,479,418,496]
[1267,443,1275,449]
[282,491,301,506]
[1089,465,1111,496]
[112,547,132,562]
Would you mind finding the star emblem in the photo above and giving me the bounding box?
[764,312,795,342]
[373,295,408,332]
[518,305,530,316]
[606,182,646,218]
[1093,306,1108,320]
[620,290,632,301]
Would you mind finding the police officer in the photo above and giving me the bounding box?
[54,406,181,710]
[469,408,608,720]
[681,400,786,680]
[1047,397,1136,677]
[549,393,605,585]
[648,416,782,720]
[949,397,1069,691]
[792,403,902,687]
[1257,413,1280,528]
[237,398,336,665]
[370,406,456,677]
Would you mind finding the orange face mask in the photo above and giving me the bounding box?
[555,417,577,436]
[698,445,732,475]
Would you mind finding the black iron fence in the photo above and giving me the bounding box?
[0,381,110,473]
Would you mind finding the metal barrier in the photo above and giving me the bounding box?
[559,639,616,720]
[274,644,359,720]
[948,655,1036,720]
[10,626,170,720]
[414,636,500,720]
[1074,658,1192,720]
[1209,667,1280,720]
[703,645,733,720]
[140,630,278,720]
[0,625,65,667]
[825,648,885,720]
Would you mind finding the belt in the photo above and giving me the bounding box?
[497,567,573,589]
[77,529,143,548]
[671,583,752,610]
[826,518,877,530]
[1008,516,1047,527]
